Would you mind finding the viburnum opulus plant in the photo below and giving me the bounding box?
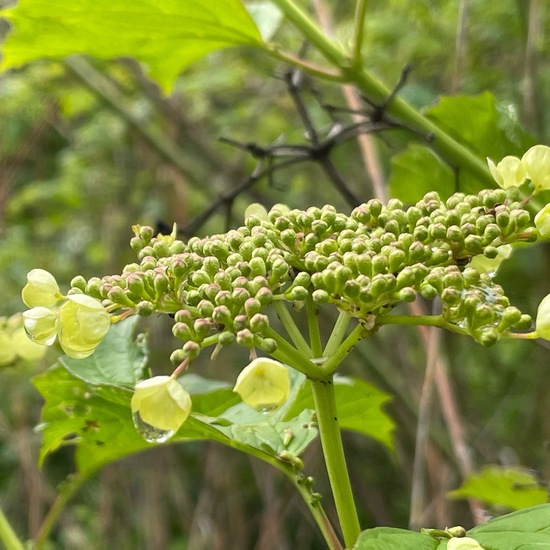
[20,146,550,549]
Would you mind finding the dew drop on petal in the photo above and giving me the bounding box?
[256,403,279,413]
[132,411,175,443]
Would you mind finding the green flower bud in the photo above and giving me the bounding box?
[130,236,145,254]
[214,290,232,308]
[233,358,290,412]
[57,295,111,358]
[182,340,201,359]
[138,246,156,261]
[172,322,193,340]
[419,283,438,300]
[312,289,330,304]
[191,270,211,287]
[212,306,232,327]
[441,288,461,306]
[191,319,210,341]
[522,145,550,192]
[257,337,277,354]
[107,286,136,307]
[476,327,499,346]
[249,257,267,278]
[22,269,62,307]
[70,275,87,292]
[136,300,155,316]
[140,255,156,271]
[138,225,155,243]
[218,331,236,346]
[169,240,186,255]
[250,313,269,333]
[131,376,192,433]
[174,309,193,324]
[255,287,273,306]
[397,287,416,302]
[197,299,214,318]
[153,240,170,258]
[22,307,58,345]
[498,306,522,331]
[203,256,221,276]
[236,329,255,347]
[170,348,186,364]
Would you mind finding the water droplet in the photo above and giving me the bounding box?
[132,411,175,443]
[256,403,278,413]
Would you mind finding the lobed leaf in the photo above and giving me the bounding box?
[0,0,264,91]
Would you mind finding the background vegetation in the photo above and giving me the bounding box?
[1,1,550,548]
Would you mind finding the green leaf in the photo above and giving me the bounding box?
[60,316,147,387]
[283,375,395,450]
[426,93,534,161]
[468,504,550,549]
[352,527,440,550]
[0,0,264,91]
[388,144,456,203]
[448,465,548,511]
[389,93,535,203]
[33,332,317,475]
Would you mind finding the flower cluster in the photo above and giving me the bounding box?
[69,187,541,356]
[21,269,111,358]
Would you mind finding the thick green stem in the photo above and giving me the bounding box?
[0,507,24,550]
[377,314,467,335]
[269,0,492,184]
[311,377,361,547]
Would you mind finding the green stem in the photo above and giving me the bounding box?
[273,301,312,356]
[311,377,361,547]
[34,474,89,549]
[0,506,24,550]
[324,312,352,358]
[321,323,366,375]
[351,0,368,64]
[262,326,317,377]
[269,0,492,184]
[306,296,324,358]
[377,314,467,335]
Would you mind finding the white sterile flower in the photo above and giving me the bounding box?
[131,376,192,432]
[57,294,111,359]
[486,156,526,189]
[536,293,550,340]
[22,269,62,307]
[22,307,58,345]
[233,358,290,412]
[522,145,550,192]
[535,203,550,238]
